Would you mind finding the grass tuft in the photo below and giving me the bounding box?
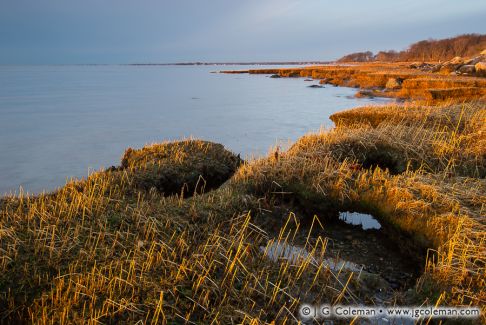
[1,102,485,323]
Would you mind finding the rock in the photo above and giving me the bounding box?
[457,65,475,75]
[440,63,460,74]
[385,77,403,89]
[466,54,486,66]
[409,62,436,71]
[481,49,486,55]
[287,72,301,78]
[449,56,464,65]
[428,64,441,73]
[304,79,313,81]
[319,78,333,84]
[468,57,481,65]
[438,56,466,74]
[355,90,375,98]
[409,62,429,69]
[270,74,281,78]
[308,84,323,88]
[475,62,486,77]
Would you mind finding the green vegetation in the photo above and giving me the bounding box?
[1,102,485,324]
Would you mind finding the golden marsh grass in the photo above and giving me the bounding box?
[1,102,485,323]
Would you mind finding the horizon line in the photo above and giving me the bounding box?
[0,60,334,67]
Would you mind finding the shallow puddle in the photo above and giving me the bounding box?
[260,241,314,264]
[339,211,381,230]
[261,240,416,324]
[252,204,422,314]
[260,241,362,272]
[254,207,420,293]
[321,257,362,273]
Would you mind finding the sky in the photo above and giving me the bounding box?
[0,0,485,64]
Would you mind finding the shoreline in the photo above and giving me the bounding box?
[127,61,332,66]
[0,67,484,323]
[221,61,486,101]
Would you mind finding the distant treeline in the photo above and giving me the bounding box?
[338,34,486,62]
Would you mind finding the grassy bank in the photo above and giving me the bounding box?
[224,62,486,102]
[1,101,485,324]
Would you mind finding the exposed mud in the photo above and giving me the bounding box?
[253,204,422,305]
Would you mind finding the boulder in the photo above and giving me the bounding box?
[432,65,442,72]
[319,78,334,84]
[440,63,460,74]
[466,55,486,66]
[411,62,429,71]
[481,49,486,55]
[449,56,464,65]
[355,90,375,98]
[426,64,441,73]
[475,62,486,77]
[287,72,301,78]
[409,62,421,69]
[457,65,475,75]
[385,78,403,89]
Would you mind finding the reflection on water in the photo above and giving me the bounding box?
[339,212,382,230]
[263,241,415,325]
[261,241,315,264]
[0,65,387,194]
[260,241,362,272]
[322,257,362,272]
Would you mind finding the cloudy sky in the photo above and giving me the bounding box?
[1,0,485,64]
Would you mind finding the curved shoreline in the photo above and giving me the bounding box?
[221,62,486,101]
[1,96,484,323]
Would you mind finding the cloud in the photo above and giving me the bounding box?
[0,0,485,63]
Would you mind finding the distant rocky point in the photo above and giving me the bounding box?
[128,61,331,66]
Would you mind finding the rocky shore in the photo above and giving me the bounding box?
[222,53,486,102]
[409,49,486,77]
[1,98,485,323]
[1,58,485,323]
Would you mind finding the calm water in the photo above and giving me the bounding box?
[0,65,385,194]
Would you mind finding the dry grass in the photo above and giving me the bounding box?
[0,141,370,324]
[233,101,485,321]
[330,101,484,130]
[228,62,486,101]
[327,102,486,177]
[1,103,485,323]
[118,139,242,195]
